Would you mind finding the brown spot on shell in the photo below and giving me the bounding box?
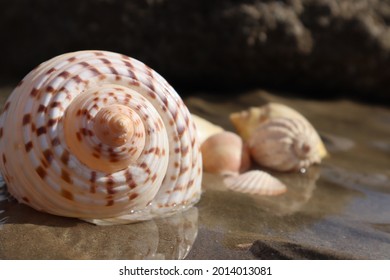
[22,196,29,203]
[30,88,39,97]
[25,141,33,152]
[98,75,107,81]
[50,101,61,108]
[181,145,189,156]
[106,176,115,189]
[2,154,6,164]
[79,61,90,67]
[180,166,189,175]
[46,86,55,93]
[52,137,60,146]
[61,169,72,183]
[90,171,97,183]
[59,71,71,79]
[106,200,114,206]
[100,58,111,65]
[89,66,101,76]
[47,118,58,127]
[92,152,100,158]
[177,126,185,137]
[36,166,46,179]
[36,126,47,136]
[61,189,74,200]
[47,68,56,74]
[129,193,138,200]
[43,149,54,164]
[76,132,82,141]
[22,114,31,125]
[3,102,10,112]
[81,128,93,137]
[68,57,76,62]
[61,150,70,165]
[109,67,119,75]
[72,75,83,84]
[37,104,47,113]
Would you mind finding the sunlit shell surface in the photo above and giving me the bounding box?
[191,114,224,144]
[249,117,322,172]
[200,131,250,176]
[230,103,327,159]
[0,50,202,225]
[223,170,287,196]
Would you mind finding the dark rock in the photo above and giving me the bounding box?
[250,239,357,260]
[1,0,390,102]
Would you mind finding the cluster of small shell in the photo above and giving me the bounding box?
[0,50,202,225]
[194,103,327,196]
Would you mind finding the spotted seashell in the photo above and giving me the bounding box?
[0,50,202,225]
[223,170,287,196]
[249,117,322,172]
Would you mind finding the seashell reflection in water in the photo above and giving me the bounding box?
[0,50,202,225]
[249,117,322,172]
[251,167,319,216]
[0,203,198,259]
[223,170,287,196]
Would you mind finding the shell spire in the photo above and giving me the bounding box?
[0,50,203,225]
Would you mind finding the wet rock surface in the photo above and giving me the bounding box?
[1,87,389,259]
[1,0,390,101]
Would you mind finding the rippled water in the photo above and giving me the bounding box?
[0,88,389,259]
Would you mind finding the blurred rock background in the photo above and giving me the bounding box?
[1,0,390,102]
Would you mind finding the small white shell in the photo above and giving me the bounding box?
[201,131,250,176]
[223,170,287,196]
[249,117,322,172]
[191,114,224,144]
[230,103,327,159]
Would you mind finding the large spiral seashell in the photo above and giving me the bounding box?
[249,117,322,172]
[0,50,202,225]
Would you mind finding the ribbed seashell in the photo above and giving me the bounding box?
[230,103,327,159]
[249,117,322,172]
[201,131,250,176]
[223,170,287,196]
[191,114,224,144]
[0,50,202,225]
